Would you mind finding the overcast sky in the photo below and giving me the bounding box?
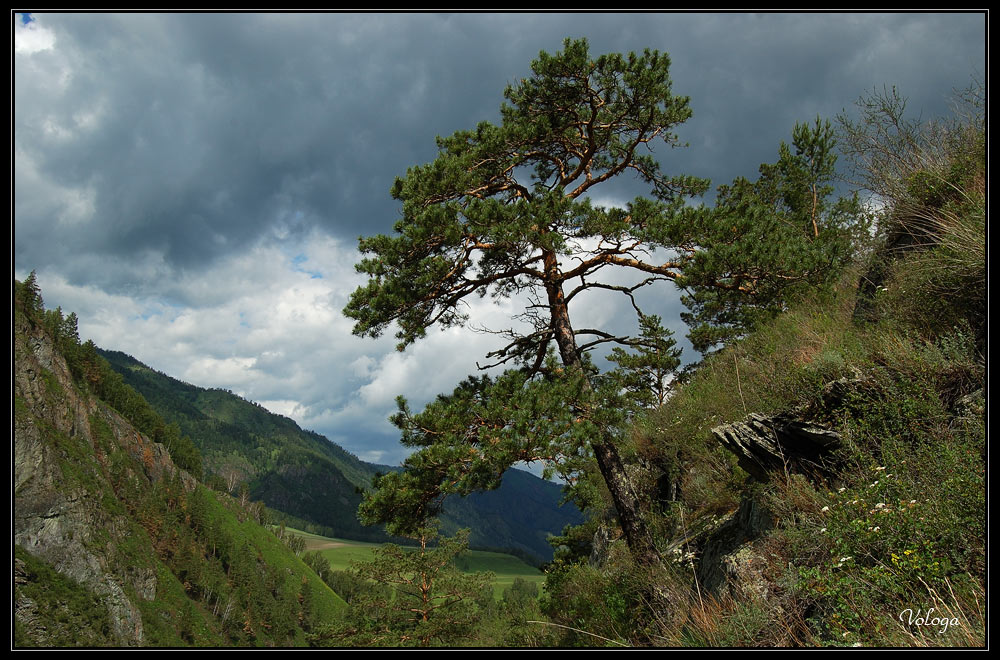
[13,12,986,467]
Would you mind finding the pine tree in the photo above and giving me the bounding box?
[606,314,681,408]
[321,527,493,647]
[16,270,44,315]
[343,40,863,564]
[680,119,862,352]
[344,38,707,566]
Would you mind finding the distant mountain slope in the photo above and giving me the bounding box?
[441,468,585,562]
[14,296,345,647]
[98,349,582,562]
[98,348,385,542]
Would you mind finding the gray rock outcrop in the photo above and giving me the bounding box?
[14,313,193,646]
[712,412,841,482]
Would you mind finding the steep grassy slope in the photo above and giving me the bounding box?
[98,349,582,561]
[538,270,984,646]
[535,81,986,649]
[14,297,346,647]
[96,349,379,540]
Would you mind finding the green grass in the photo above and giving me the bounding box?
[455,550,546,599]
[287,527,545,599]
[548,249,985,646]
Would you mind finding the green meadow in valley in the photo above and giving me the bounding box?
[293,528,545,599]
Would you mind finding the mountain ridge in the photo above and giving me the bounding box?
[97,348,583,563]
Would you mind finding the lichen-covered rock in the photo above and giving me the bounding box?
[695,496,774,596]
[589,523,617,568]
[710,376,867,483]
[952,388,984,421]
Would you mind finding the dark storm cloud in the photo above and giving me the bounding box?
[583,13,986,196]
[16,13,984,295]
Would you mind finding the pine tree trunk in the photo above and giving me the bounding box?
[544,251,660,566]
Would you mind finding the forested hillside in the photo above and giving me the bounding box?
[14,284,346,647]
[95,348,582,562]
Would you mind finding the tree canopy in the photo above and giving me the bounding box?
[345,38,710,565]
[679,118,863,352]
[344,38,708,366]
[318,527,493,647]
[343,38,861,565]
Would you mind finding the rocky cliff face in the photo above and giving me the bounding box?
[14,312,194,646]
